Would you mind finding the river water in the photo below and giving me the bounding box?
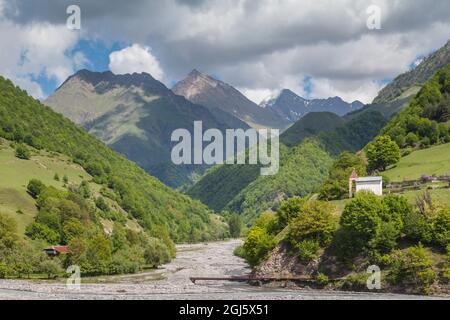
[0,240,446,300]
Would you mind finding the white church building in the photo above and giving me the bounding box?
[349,170,383,197]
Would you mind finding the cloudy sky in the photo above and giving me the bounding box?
[0,0,449,104]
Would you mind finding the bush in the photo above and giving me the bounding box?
[316,272,329,286]
[228,214,243,238]
[110,246,145,275]
[286,200,336,248]
[296,239,321,263]
[339,193,385,254]
[339,193,405,257]
[27,179,45,198]
[403,210,434,243]
[233,245,246,258]
[433,207,450,248]
[275,197,306,230]
[242,226,276,267]
[15,144,31,160]
[38,258,63,279]
[388,244,437,295]
[143,238,171,267]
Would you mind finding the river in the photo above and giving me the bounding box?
[0,240,446,300]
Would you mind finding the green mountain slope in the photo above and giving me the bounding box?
[280,112,344,148]
[352,40,450,119]
[0,75,227,243]
[188,109,386,217]
[225,140,333,222]
[380,62,450,151]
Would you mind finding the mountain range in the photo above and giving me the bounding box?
[187,40,450,221]
[45,70,244,188]
[172,69,290,129]
[260,89,364,122]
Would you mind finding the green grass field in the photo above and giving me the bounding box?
[384,143,450,181]
[0,141,92,234]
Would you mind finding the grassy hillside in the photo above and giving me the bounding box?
[0,75,227,243]
[384,143,450,181]
[0,139,146,235]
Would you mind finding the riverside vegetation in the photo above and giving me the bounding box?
[0,75,229,279]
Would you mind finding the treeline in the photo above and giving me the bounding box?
[0,76,228,243]
[237,192,450,294]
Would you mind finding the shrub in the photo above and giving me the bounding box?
[0,213,20,250]
[143,238,171,267]
[388,244,437,294]
[316,272,329,286]
[228,214,243,238]
[286,200,336,248]
[275,197,305,230]
[368,221,401,254]
[339,193,406,257]
[15,144,31,160]
[38,258,63,279]
[110,246,145,275]
[296,239,321,263]
[403,210,434,243]
[339,193,385,254]
[27,179,45,198]
[233,245,246,258]
[433,207,450,248]
[242,226,276,267]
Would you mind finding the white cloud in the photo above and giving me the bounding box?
[0,17,83,98]
[109,44,164,81]
[240,88,276,105]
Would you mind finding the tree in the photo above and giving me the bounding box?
[287,200,336,247]
[27,179,45,198]
[319,152,367,201]
[242,226,276,267]
[15,144,31,160]
[228,214,243,238]
[38,259,63,279]
[276,197,306,230]
[366,135,401,171]
[0,213,19,250]
[25,222,60,244]
[433,207,450,248]
[405,132,419,146]
[63,175,69,184]
[388,244,437,294]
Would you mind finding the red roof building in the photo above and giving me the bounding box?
[43,246,70,256]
